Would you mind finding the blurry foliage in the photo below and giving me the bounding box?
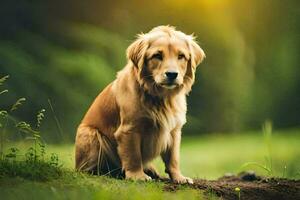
[0,0,299,142]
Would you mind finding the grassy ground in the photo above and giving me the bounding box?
[0,129,299,199]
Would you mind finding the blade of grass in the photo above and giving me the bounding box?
[240,161,272,174]
[47,99,65,142]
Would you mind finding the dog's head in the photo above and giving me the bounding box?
[127,25,205,96]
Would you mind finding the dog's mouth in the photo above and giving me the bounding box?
[159,82,179,89]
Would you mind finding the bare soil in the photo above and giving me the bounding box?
[164,172,300,200]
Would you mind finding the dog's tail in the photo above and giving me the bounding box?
[75,124,121,176]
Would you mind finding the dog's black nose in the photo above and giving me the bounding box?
[165,72,178,80]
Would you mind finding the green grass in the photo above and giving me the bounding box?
[40,129,299,179]
[179,129,300,179]
[0,176,202,200]
[0,129,299,200]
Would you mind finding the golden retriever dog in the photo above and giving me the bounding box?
[75,25,205,184]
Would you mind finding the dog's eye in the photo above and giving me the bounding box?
[178,54,186,60]
[152,52,163,61]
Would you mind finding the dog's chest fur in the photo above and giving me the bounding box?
[140,94,186,163]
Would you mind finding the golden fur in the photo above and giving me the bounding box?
[75,25,205,183]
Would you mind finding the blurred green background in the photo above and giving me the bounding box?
[0,0,299,142]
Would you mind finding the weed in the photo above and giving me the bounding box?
[5,147,19,162]
[48,99,65,141]
[234,187,241,200]
[0,75,64,181]
[262,120,273,175]
[240,120,274,176]
[50,153,59,167]
[282,165,287,178]
[0,75,10,159]
[206,187,218,200]
[0,75,9,85]
[0,89,8,95]
[10,97,26,112]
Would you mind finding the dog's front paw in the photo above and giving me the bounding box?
[172,174,194,184]
[125,171,152,181]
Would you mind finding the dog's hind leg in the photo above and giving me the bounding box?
[75,125,100,173]
[75,125,121,176]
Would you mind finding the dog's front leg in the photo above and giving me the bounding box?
[161,129,193,184]
[115,127,151,181]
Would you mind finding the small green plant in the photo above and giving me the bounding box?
[50,153,59,167]
[0,89,8,95]
[0,75,63,181]
[295,171,300,178]
[5,147,20,162]
[16,108,46,162]
[0,75,28,159]
[263,120,273,175]
[0,109,8,159]
[282,165,287,178]
[234,187,241,200]
[206,186,218,200]
[240,120,273,176]
[0,75,10,159]
[10,97,26,112]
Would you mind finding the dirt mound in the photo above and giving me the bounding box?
[165,172,300,200]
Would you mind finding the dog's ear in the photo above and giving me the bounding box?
[188,37,205,69]
[126,36,148,68]
[183,36,205,94]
